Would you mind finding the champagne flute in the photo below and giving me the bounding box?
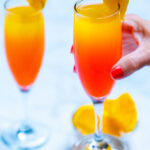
[2,0,49,149]
[73,0,125,149]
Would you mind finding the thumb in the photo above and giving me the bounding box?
[111,45,150,79]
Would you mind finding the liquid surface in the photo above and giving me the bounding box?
[5,6,44,89]
[74,4,122,98]
[76,3,118,18]
[7,6,39,15]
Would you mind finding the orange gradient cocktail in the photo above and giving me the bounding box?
[2,1,48,149]
[5,6,44,89]
[74,4,122,98]
[73,1,122,149]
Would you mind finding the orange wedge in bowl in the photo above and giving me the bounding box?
[72,93,137,137]
[72,104,96,135]
[113,93,138,133]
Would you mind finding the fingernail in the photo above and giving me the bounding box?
[111,66,124,79]
[70,45,74,53]
[73,65,77,73]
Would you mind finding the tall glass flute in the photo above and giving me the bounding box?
[2,0,48,149]
[73,0,124,149]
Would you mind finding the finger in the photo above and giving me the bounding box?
[122,22,134,34]
[111,45,150,79]
[122,20,139,56]
[122,32,139,56]
[124,14,146,33]
[125,14,147,24]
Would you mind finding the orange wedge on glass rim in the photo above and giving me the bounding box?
[103,0,129,20]
[72,93,137,137]
[27,0,47,10]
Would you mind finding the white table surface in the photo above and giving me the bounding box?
[0,0,150,150]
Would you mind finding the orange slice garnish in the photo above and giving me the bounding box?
[27,0,47,10]
[103,0,129,19]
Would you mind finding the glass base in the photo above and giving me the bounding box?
[72,134,128,150]
[1,122,49,149]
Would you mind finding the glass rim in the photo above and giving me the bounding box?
[4,0,43,16]
[74,0,120,20]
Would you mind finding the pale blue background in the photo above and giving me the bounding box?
[0,0,150,150]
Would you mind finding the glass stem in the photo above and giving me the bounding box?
[21,90,29,125]
[93,97,105,142]
[16,89,34,136]
[19,89,33,134]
